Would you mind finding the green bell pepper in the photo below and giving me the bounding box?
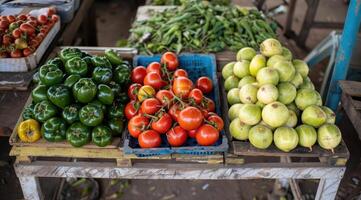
[107,103,124,119]
[92,125,112,147]
[79,104,104,126]
[108,81,121,95]
[9,22,19,32]
[82,56,93,68]
[66,122,91,147]
[34,100,58,123]
[113,65,130,85]
[91,56,112,68]
[47,57,64,70]
[72,78,97,103]
[22,102,35,120]
[108,118,124,136]
[62,104,81,124]
[92,67,112,84]
[41,117,67,142]
[64,74,81,88]
[65,57,88,76]
[104,49,122,66]
[115,91,129,104]
[32,71,40,84]
[97,84,114,105]
[89,100,107,113]
[32,84,48,103]
[59,48,82,62]
[39,64,64,86]
[47,85,72,109]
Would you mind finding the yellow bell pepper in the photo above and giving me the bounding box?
[17,119,41,143]
[138,85,156,102]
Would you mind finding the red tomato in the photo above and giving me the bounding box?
[178,106,204,131]
[196,77,213,94]
[200,109,209,118]
[207,115,224,131]
[51,15,59,22]
[12,28,22,38]
[151,112,172,134]
[188,88,203,104]
[2,35,12,45]
[22,48,33,57]
[156,90,174,106]
[28,20,37,27]
[131,66,147,84]
[0,20,9,29]
[166,126,188,147]
[10,49,22,58]
[128,83,142,100]
[161,52,178,71]
[37,15,48,25]
[128,115,149,138]
[146,62,162,74]
[202,97,215,112]
[20,23,35,35]
[144,72,166,90]
[196,124,219,146]
[47,7,57,16]
[173,69,188,78]
[172,77,193,98]
[169,103,181,121]
[7,15,16,23]
[27,16,36,21]
[188,129,197,138]
[29,39,40,48]
[125,101,140,120]
[17,14,27,21]
[138,130,161,148]
[141,98,161,115]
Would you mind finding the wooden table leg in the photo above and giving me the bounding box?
[18,176,43,200]
[315,178,342,200]
[297,0,320,47]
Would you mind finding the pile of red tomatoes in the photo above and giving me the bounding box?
[126,52,224,148]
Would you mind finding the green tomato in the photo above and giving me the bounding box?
[224,75,239,91]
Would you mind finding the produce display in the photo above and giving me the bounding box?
[149,0,230,5]
[128,0,276,54]
[127,52,224,148]
[0,7,59,58]
[223,38,342,153]
[18,48,130,147]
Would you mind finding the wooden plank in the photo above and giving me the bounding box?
[341,92,361,140]
[339,80,361,97]
[315,178,342,200]
[0,71,33,91]
[18,177,44,200]
[172,154,224,164]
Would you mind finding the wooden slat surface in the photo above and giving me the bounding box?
[339,80,361,97]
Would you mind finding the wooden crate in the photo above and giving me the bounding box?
[218,74,349,167]
[340,80,361,140]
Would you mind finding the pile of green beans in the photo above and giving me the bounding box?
[128,0,277,54]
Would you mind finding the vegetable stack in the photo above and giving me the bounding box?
[128,0,277,54]
[18,48,131,147]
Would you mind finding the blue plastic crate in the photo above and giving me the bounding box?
[123,53,228,157]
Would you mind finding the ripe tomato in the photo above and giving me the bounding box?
[141,98,161,115]
[144,72,166,90]
[169,103,181,121]
[27,16,36,21]
[37,15,48,25]
[10,49,22,58]
[131,66,147,84]
[202,97,215,112]
[0,20,9,29]
[196,76,213,94]
[151,112,172,134]
[128,83,142,100]
[20,23,35,35]
[207,115,224,131]
[125,100,140,120]
[28,20,37,27]
[128,115,149,138]
[188,129,197,138]
[12,28,21,38]
[137,85,156,102]
[178,106,204,131]
[172,77,193,98]
[196,124,219,146]
[2,35,12,45]
[146,62,162,74]
[47,7,57,16]
[7,15,16,23]
[161,52,178,71]
[51,15,59,22]
[29,39,40,48]
[23,48,33,57]
[166,126,188,147]
[188,88,203,104]
[156,90,174,106]
[173,69,188,78]
[138,130,161,148]
[17,14,27,21]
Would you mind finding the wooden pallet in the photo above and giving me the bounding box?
[219,74,350,167]
[340,80,361,141]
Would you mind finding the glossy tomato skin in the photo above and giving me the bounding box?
[188,129,197,138]
[125,100,140,120]
[17,14,27,21]
[51,15,59,22]
[7,15,16,23]
[169,103,181,121]
[173,69,188,78]
[23,48,33,57]
[128,83,142,100]
[202,97,215,112]
[196,77,213,94]
[20,23,35,35]
[146,62,162,74]
[166,126,188,147]
[10,49,22,58]
[196,124,219,146]
[188,88,203,104]
[161,52,178,71]
[178,106,204,131]
[2,35,12,45]
[144,72,166,90]
[12,28,21,38]
[37,15,48,25]
[172,77,193,98]
[156,90,174,106]
[131,66,147,84]
[151,113,172,134]
[141,98,161,115]
[207,114,224,131]
[138,130,161,148]
[128,115,149,138]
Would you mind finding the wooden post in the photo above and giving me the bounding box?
[315,178,342,200]
[18,177,43,200]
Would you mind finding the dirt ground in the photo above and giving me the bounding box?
[1,0,361,199]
